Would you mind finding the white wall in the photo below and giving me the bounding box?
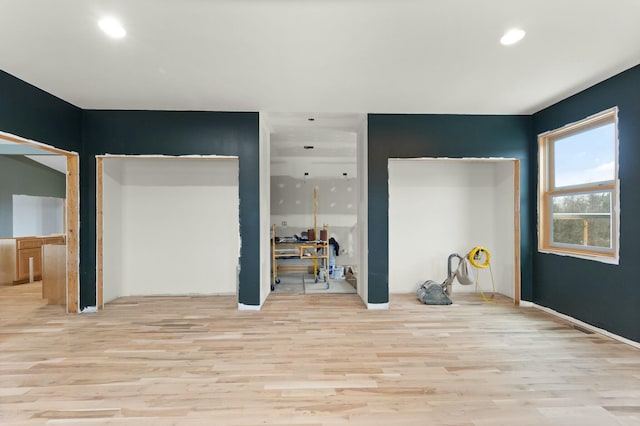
[12,194,64,237]
[493,161,516,298]
[388,159,516,298]
[270,175,359,268]
[356,117,368,304]
[259,113,271,306]
[102,160,123,304]
[270,156,357,180]
[102,157,240,299]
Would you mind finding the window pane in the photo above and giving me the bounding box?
[551,192,612,249]
[553,122,615,188]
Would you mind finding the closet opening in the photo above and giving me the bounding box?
[96,156,240,308]
[388,158,521,304]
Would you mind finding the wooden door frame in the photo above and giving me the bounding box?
[0,132,80,313]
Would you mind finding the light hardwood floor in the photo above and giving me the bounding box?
[1,283,639,425]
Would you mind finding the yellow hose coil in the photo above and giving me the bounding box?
[468,246,491,268]
[467,246,494,302]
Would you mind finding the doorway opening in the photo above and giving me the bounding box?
[388,158,521,304]
[262,113,367,300]
[0,131,79,314]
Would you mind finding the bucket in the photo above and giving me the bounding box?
[333,266,344,279]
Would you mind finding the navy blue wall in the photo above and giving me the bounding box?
[532,65,640,342]
[0,70,81,153]
[367,114,534,304]
[80,110,260,309]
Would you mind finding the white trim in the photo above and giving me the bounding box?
[81,306,98,313]
[367,302,389,310]
[97,154,237,159]
[528,302,640,349]
[238,303,263,311]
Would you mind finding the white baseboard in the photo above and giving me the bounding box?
[238,302,262,311]
[81,306,98,313]
[367,302,389,310]
[527,302,640,349]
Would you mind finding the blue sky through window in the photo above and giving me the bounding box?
[553,122,615,188]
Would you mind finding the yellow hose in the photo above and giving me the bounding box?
[467,246,495,301]
[468,246,490,268]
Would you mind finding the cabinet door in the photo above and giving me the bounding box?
[17,247,43,281]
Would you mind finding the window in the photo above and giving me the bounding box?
[538,107,619,263]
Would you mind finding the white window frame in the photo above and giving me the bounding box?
[538,107,619,264]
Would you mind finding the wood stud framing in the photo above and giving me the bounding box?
[96,158,104,310]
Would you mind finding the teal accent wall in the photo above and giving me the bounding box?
[367,114,534,305]
[532,65,640,342]
[0,70,81,153]
[80,110,260,309]
[0,156,66,237]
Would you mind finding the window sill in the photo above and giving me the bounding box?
[538,248,619,265]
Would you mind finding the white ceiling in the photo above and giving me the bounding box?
[267,112,362,178]
[0,139,67,173]
[1,0,639,115]
[25,155,67,174]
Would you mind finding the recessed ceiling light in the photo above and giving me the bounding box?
[500,28,525,46]
[98,17,126,39]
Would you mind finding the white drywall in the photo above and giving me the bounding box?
[102,157,239,299]
[493,162,516,298]
[356,117,367,303]
[388,159,516,299]
[270,173,359,268]
[102,160,123,304]
[12,194,64,237]
[260,113,271,305]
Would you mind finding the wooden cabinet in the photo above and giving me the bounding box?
[0,235,66,284]
[17,246,43,281]
[42,244,66,305]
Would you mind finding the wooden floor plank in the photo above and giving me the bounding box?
[1,282,638,425]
